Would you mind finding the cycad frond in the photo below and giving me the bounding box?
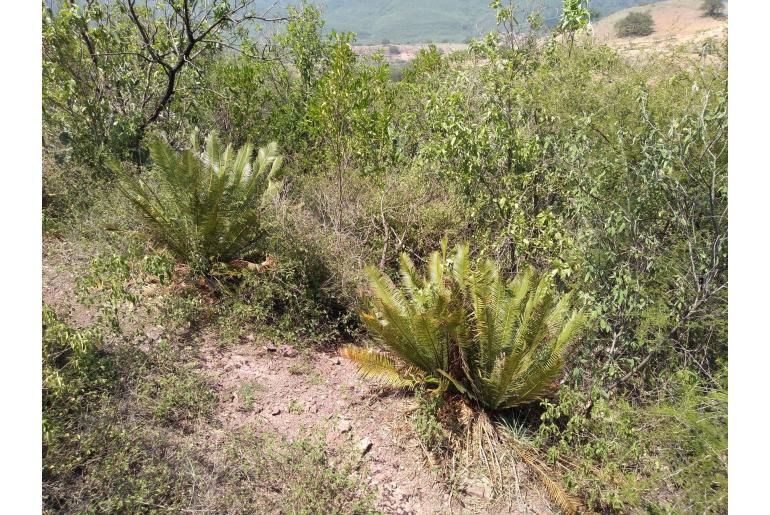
[461,264,584,410]
[339,345,419,388]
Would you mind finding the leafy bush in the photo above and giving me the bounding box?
[614,11,654,37]
[701,0,725,18]
[115,131,285,273]
[536,369,727,512]
[43,305,112,453]
[343,242,467,389]
[343,241,585,410]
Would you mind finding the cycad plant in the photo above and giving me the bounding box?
[343,241,585,411]
[114,131,284,272]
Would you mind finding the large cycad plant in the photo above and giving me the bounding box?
[114,131,284,272]
[343,241,585,411]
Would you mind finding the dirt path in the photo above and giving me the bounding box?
[197,339,556,514]
[42,237,555,514]
[200,340,451,514]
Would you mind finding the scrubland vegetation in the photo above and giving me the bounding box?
[43,0,727,513]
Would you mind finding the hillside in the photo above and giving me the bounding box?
[320,0,661,44]
[593,0,727,52]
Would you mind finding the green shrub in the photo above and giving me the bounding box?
[211,249,350,347]
[614,11,654,38]
[343,241,585,410]
[701,0,725,18]
[536,370,727,512]
[343,242,467,389]
[115,131,285,273]
[43,306,112,452]
[456,264,585,409]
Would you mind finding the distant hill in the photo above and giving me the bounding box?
[318,0,664,44]
[74,1,670,45]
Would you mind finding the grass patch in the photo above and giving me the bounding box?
[216,428,378,514]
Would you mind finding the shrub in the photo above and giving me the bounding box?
[114,131,285,273]
[614,11,654,38]
[536,370,727,512]
[342,241,585,410]
[701,0,725,18]
[43,305,112,452]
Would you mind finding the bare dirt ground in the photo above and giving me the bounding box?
[593,0,728,54]
[43,236,556,514]
[354,43,468,64]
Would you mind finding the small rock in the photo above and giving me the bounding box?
[245,333,255,342]
[271,407,282,416]
[357,437,373,456]
[145,327,163,342]
[464,483,493,500]
[338,419,352,434]
[265,343,277,352]
[280,345,298,357]
[330,356,341,365]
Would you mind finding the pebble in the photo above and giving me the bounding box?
[338,419,353,434]
[358,437,373,456]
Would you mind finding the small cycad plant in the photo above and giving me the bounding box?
[114,131,285,272]
[342,240,585,411]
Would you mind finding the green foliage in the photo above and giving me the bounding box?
[115,131,285,273]
[43,306,111,452]
[614,11,655,38]
[701,0,725,18]
[348,241,467,389]
[417,37,727,392]
[75,252,139,332]
[536,369,727,512]
[304,30,394,225]
[42,308,210,512]
[413,389,446,453]
[346,241,585,410]
[42,0,266,167]
[558,0,592,45]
